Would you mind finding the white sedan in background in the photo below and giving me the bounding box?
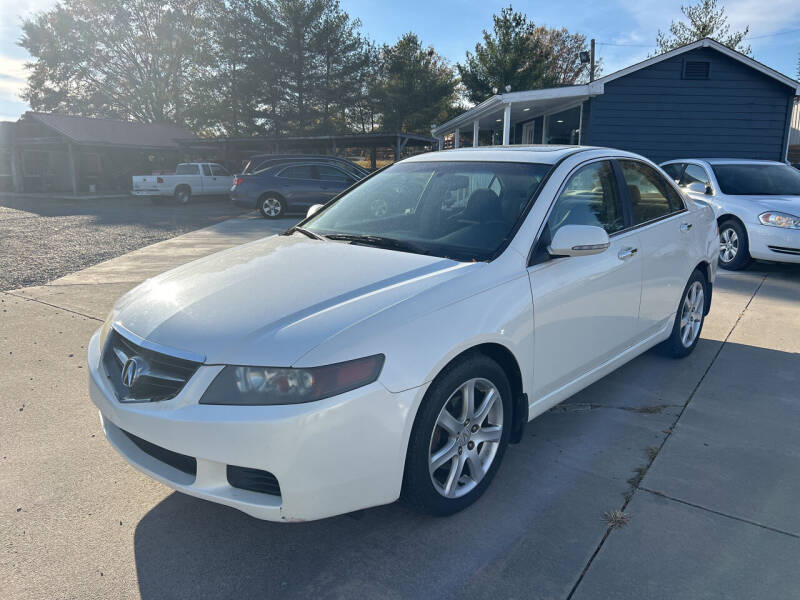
[661,159,800,270]
[89,146,718,522]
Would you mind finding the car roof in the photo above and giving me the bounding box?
[661,158,787,166]
[402,145,645,165]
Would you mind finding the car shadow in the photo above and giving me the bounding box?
[132,335,772,599]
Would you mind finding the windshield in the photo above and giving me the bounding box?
[711,164,800,196]
[304,161,551,261]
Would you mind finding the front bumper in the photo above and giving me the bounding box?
[747,223,800,263]
[87,331,423,522]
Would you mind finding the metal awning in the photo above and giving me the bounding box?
[432,83,604,141]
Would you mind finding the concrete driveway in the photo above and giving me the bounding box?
[1,217,798,599]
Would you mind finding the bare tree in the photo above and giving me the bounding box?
[655,0,750,55]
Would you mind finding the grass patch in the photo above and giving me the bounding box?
[603,509,630,529]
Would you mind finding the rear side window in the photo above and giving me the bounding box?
[661,163,685,182]
[619,160,684,225]
[548,161,625,236]
[681,164,710,189]
[316,165,352,182]
[175,164,200,175]
[279,165,316,180]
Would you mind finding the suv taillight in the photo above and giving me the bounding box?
[233,177,244,186]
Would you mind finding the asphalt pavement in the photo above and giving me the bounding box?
[1,216,798,599]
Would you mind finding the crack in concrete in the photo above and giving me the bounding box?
[640,487,800,540]
[565,271,770,600]
[549,403,682,414]
[1,291,103,322]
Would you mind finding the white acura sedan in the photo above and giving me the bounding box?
[661,159,800,270]
[88,146,718,522]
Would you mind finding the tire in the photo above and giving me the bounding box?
[259,194,285,219]
[718,219,751,271]
[174,186,191,205]
[402,353,513,516]
[660,269,708,358]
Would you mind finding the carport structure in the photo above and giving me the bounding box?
[4,112,197,195]
[181,132,438,171]
[433,84,604,148]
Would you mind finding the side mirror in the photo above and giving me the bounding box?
[548,225,610,257]
[307,204,324,218]
[687,182,712,195]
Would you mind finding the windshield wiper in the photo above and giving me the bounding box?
[324,234,430,255]
[285,226,325,240]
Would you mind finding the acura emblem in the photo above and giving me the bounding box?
[121,356,147,389]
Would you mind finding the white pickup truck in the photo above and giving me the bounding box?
[131,163,234,203]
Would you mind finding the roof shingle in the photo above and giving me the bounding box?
[26,112,196,148]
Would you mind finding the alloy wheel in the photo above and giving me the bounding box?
[428,378,504,498]
[719,227,738,264]
[262,197,282,217]
[680,281,705,348]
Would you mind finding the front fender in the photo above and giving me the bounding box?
[294,274,535,397]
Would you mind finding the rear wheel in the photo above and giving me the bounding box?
[718,219,751,270]
[259,194,285,219]
[660,269,707,358]
[402,353,512,515]
[174,186,191,205]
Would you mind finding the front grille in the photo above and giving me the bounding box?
[768,245,800,256]
[121,429,197,476]
[102,327,201,402]
[227,465,282,497]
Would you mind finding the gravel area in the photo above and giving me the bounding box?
[0,195,249,291]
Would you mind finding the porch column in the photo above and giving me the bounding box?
[473,120,479,147]
[437,137,443,151]
[502,104,511,145]
[67,142,78,196]
[10,149,23,193]
[370,146,377,169]
[454,129,460,149]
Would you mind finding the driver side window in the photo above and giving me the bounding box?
[532,161,623,265]
[548,161,624,237]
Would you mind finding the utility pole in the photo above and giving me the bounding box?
[590,38,596,83]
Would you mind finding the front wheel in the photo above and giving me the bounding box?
[402,354,512,515]
[174,186,191,205]
[718,219,751,270]
[660,270,707,358]
[259,194,285,219]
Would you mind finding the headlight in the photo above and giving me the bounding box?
[758,211,800,229]
[97,311,117,350]
[200,354,385,406]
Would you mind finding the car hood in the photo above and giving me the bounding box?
[734,195,800,213]
[112,235,477,366]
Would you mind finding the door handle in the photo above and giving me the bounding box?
[618,247,638,260]
[680,222,693,232]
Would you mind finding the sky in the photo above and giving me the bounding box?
[1,0,798,122]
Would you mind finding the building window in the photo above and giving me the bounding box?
[23,150,50,177]
[543,106,581,145]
